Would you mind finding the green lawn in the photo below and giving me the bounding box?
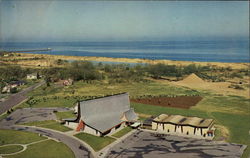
[131,102,209,118]
[5,140,75,158]
[27,84,64,97]
[112,127,133,138]
[21,120,72,132]
[74,133,116,151]
[0,130,45,145]
[71,81,201,98]
[19,97,76,108]
[210,112,250,158]
[0,145,23,154]
[55,111,76,120]
[23,80,201,108]
[194,95,250,115]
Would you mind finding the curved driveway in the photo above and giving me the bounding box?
[5,125,93,158]
[0,108,94,158]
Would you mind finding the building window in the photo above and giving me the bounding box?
[186,131,189,135]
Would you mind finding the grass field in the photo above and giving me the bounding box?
[5,140,75,158]
[19,97,76,108]
[55,111,76,120]
[194,95,250,115]
[0,130,74,158]
[0,145,23,154]
[20,80,201,109]
[112,127,133,138]
[132,102,209,118]
[0,130,45,145]
[21,120,72,132]
[211,112,250,158]
[74,133,116,151]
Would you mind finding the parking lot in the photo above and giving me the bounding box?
[106,130,246,158]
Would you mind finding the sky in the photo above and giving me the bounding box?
[0,1,249,42]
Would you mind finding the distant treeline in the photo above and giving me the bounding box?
[0,66,34,81]
[41,61,249,84]
[0,61,249,86]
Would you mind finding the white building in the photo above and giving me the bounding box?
[27,73,38,80]
[152,114,215,139]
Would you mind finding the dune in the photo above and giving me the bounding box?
[177,73,205,84]
[173,74,249,98]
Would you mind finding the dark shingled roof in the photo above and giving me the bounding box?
[80,93,137,133]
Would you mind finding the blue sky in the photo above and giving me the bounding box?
[0,1,249,42]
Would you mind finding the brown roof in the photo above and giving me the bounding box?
[153,114,214,128]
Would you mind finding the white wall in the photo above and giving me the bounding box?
[65,122,78,129]
[83,125,101,136]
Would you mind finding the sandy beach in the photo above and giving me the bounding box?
[4,53,248,70]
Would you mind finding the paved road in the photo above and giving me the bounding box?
[0,81,45,115]
[0,108,93,158]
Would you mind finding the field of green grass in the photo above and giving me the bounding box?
[55,111,76,120]
[211,112,250,158]
[5,140,75,158]
[74,133,115,151]
[21,120,72,132]
[19,81,201,109]
[0,145,23,154]
[0,130,45,145]
[112,127,133,138]
[194,95,250,115]
[19,97,76,108]
[0,130,74,158]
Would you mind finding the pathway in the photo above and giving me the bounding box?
[0,139,49,156]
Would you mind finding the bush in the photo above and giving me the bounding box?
[228,84,244,90]
[10,87,17,93]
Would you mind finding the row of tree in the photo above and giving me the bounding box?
[1,61,247,86]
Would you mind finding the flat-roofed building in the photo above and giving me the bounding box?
[152,114,215,138]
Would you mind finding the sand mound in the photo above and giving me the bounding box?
[172,73,249,98]
[180,73,204,84]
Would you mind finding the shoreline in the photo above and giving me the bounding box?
[4,52,249,69]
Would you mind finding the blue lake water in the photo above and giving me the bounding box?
[0,40,249,63]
